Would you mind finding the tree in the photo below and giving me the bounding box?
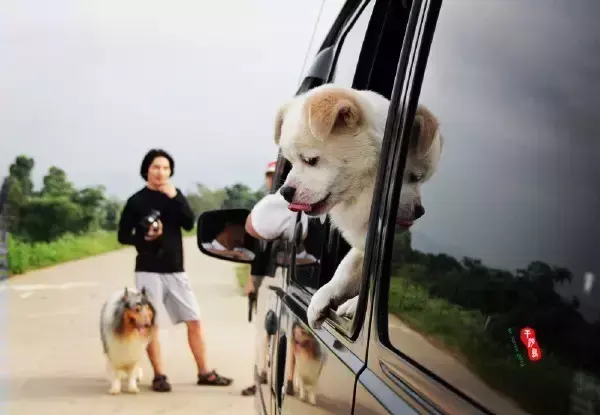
[102,197,123,231]
[5,155,35,234]
[41,166,75,197]
[186,183,227,218]
[221,183,264,210]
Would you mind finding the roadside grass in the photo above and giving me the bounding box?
[388,270,574,415]
[235,264,250,292]
[7,227,197,276]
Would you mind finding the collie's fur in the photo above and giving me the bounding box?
[291,322,326,405]
[100,287,156,394]
[275,84,443,328]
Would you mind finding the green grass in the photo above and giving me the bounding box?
[388,270,575,415]
[7,231,123,275]
[235,264,250,292]
[7,226,197,276]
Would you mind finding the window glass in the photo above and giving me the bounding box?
[331,0,374,86]
[299,0,348,80]
[291,1,375,296]
[386,2,600,415]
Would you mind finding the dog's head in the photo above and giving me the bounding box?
[292,322,320,359]
[395,104,443,229]
[119,287,156,338]
[274,85,389,216]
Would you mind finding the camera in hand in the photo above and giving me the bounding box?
[140,209,161,232]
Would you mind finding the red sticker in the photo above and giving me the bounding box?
[520,327,536,346]
[528,345,542,362]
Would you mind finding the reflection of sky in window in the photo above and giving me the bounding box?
[407,1,600,318]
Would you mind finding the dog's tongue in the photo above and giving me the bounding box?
[138,327,148,336]
[288,203,312,213]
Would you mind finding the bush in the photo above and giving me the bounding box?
[7,231,122,275]
[235,264,250,292]
[7,227,197,275]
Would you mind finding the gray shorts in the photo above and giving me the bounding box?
[135,272,201,325]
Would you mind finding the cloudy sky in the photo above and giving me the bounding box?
[0,0,343,199]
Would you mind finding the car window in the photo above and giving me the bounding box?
[289,1,376,299]
[384,2,600,415]
[331,0,374,86]
[299,0,348,80]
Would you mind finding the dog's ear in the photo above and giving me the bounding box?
[140,286,147,297]
[410,104,441,158]
[306,89,361,141]
[122,287,129,299]
[274,103,288,146]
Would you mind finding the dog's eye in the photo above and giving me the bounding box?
[301,155,319,166]
[408,173,423,183]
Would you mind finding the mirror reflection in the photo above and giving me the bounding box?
[197,209,257,262]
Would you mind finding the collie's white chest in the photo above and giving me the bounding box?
[295,352,324,386]
[106,334,149,369]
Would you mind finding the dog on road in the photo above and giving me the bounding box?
[274,84,443,329]
[100,287,156,394]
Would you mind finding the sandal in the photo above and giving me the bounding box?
[197,370,233,386]
[286,379,294,396]
[241,385,256,396]
[258,370,267,384]
[152,374,172,392]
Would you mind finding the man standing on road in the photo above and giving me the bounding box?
[118,148,232,392]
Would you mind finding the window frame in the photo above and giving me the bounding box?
[282,0,420,342]
[362,0,499,412]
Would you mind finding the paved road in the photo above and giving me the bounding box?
[1,237,255,415]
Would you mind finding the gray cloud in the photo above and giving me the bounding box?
[0,0,332,198]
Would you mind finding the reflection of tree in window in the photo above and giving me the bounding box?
[388,228,600,415]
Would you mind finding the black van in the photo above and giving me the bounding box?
[197,0,600,413]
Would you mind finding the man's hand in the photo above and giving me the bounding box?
[145,219,163,241]
[243,278,256,296]
[159,183,178,199]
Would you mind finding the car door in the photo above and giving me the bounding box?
[268,0,417,413]
[357,0,600,414]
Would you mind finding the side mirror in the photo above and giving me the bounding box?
[197,209,258,264]
[196,208,319,269]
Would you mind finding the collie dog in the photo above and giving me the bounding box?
[100,287,156,394]
[291,322,326,405]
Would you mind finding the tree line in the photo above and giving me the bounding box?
[389,231,600,414]
[4,155,265,243]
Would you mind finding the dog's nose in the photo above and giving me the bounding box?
[414,205,425,220]
[280,186,296,203]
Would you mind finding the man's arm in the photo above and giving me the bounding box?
[117,198,137,246]
[245,193,294,241]
[170,188,195,231]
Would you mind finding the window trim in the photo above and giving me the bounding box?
[321,0,419,341]
[364,0,501,412]
[284,0,388,339]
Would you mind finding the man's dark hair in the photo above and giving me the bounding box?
[140,148,175,181]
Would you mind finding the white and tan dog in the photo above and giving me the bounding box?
[290,321,327,405]
[274,84,443,329]
[100,287,156,394]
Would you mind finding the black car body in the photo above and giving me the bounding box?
[197,0,600,413]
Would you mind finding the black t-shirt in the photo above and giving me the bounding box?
[117,186,195,273]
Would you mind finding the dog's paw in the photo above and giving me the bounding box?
[307,287,336,329]
[136,367,143,382]
[126,383,140,394]
[336,295,358,319]
[108,384,121,395]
